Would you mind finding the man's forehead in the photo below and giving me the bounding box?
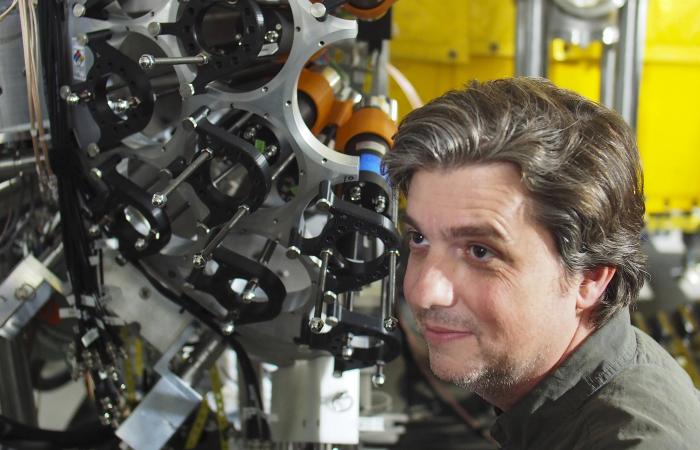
[402,163,535,240]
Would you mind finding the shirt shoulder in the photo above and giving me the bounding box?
[575,329,700,450]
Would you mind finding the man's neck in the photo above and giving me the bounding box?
[482,317,596,411]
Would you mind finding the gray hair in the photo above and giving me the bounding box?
[383,77,647,328]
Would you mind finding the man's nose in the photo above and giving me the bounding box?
[404,252,456,310]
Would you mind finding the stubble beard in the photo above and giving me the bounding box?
[427,340,549,401]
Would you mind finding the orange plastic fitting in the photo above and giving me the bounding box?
[335,107,397,153]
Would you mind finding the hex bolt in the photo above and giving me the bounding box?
[316,197,331,211]
[374,194,387,213]
[241,278,258,303]
[264,30,280,43]
[309,316,325,334]
[310,249,333,331]
[152,148,212,208]
[134,237,148,251]
[323,290,337,304]
[286,245,301,259]
[371,362,386,387]
[139,53,208,71]
[221,321,235,335]
[66,93,81,105]
[15,283,36,301]
[349,186,362,202]
[193,204,250,267]
[88,224,101,237]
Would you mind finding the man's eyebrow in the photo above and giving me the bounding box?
[402,213,510,242]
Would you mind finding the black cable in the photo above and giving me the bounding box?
[133,261,270,440]
[0,414,114,448]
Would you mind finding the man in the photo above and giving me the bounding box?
[383,77,700,449]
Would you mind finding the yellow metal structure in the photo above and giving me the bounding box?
[390,0,700,224]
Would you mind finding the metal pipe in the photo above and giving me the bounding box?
[515,0,548,77]
[270,152,296,182]
[139,53,208,71]
[152,148,213,208]
[309,249,333,333]
[193,204,250,267]
[614,0,648,131]
[0,156,35,178]
[600,43,617,108]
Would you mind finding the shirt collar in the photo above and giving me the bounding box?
[489,308,637,447]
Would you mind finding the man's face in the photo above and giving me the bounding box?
[403,163,581,399]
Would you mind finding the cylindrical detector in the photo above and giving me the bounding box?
[335,106,397,158]
[343,0,397,20]
[297,68,337,134]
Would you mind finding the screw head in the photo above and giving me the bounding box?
[383,316,398,331]
[192,253,207,268]
[349,186,362,202]
[179,83,195,98]
[147,22,161,36]
[242,289,256,303]
[72,3,86,17]
[60,85,72,99]
[87,143,100,157]
[90,168,102,179]
[323,290,337,304]
[66,93,80,105]
[309,317,324,334]
[371,371,386,387]
[138,287,150,299]
[88,224,101,237]
[316,198,331,211]
[264,30,279,43]
[326,315,339,327]
[76,33,89,46]
[138,54,155,70]
[221,321,235,335]
[341,346,354,360]
[134,237,148,251]
[309,2,326,19]
[15,283,35,301]
[286,246,301,259]
[152,192,167,208]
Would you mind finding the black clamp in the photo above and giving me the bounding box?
[184,107,273,227]
[288,180,401,294]
[188,247,287,325]
[154,0,292,94]
[69,30,155,152]
[298,303,401,372]
[96,155,172,259]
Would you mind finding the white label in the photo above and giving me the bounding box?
[71,37,88,82]
[257,43,279,57]
[81,327,100,347]
[59,307,80,319]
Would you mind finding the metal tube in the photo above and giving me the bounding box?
[515,0,548,77]
[139,53,208,71]
[270,152,296,182]
[309,249,332,333]
[241,239,278,302]
[0,156,35,178]
[614,0,648,131]
[152,148,213,208]
[600,43,617,108]
[383,188,400,330]
[193,204,250,267]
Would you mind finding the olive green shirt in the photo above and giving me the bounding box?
[489,308,700,449]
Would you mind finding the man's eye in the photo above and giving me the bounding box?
[406,230,428,247]
[469,244,494,261]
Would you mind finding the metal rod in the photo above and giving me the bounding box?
[383,188,400,331]
[0,156,35,178]
[139,53,208,71]
[152,148,213,208]
[600,43,617,108]
[515,0,548,77]
[614,0,648,131]
[309,249,332,333]
[241,240,278,302]
[193,205,250,268]
[270,152,296,181]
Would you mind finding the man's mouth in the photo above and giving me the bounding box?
[421,323,474,345]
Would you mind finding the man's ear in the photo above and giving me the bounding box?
[577,266,616,314]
